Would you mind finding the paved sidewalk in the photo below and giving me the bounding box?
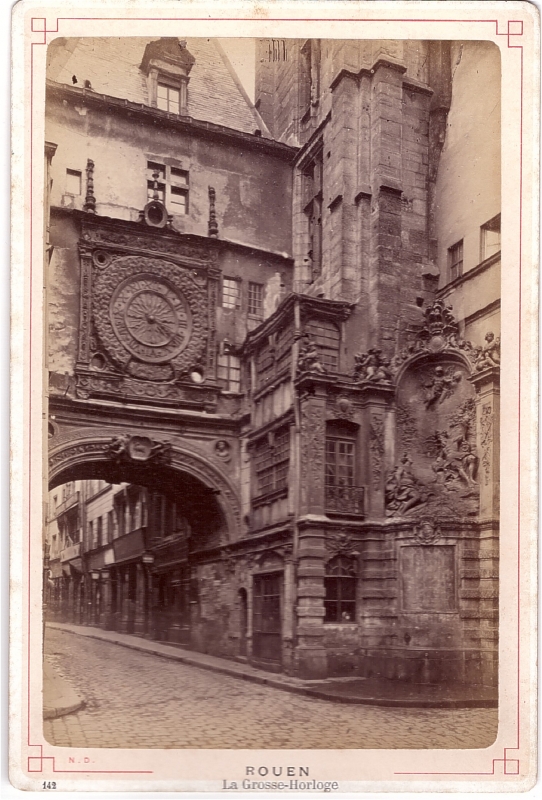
[47,621,497,709]
[43,659,85,719]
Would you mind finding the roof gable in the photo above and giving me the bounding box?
[46,36,268,135]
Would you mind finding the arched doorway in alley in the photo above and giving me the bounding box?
[47,428,241,649]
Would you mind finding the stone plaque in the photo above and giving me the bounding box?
[401,545,456,612]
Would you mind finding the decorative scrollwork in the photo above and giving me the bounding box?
[92,255,207,378]
[106,434,172,465]
[413,519,441,545]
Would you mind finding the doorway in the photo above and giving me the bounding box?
[252,572,282,670]
[238,588,248,656]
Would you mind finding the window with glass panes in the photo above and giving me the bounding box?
[222,277,241,308]
[302,146,323,278]
[325,437,355,488]
[157,83,180,113]
[254,428,290,497]
[248,282,264,318]
[324,555,357,622]
[480,214,501,261]
[305,320,340,371]
[448,240,463,282]
[217,353,241,392]
[146,161,189,214]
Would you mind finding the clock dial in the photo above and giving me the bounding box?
[111,275,191,363]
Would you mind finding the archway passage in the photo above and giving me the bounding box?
[45,456,228,647]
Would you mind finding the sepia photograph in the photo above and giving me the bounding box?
[10,0,538,793]
[43,31,500,750]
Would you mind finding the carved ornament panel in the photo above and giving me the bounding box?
[92,255,208,379]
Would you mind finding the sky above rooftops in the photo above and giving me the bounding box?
[218,39,256,102]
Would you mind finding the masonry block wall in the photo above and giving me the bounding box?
[256,40,449,365]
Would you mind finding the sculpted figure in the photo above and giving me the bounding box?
[108,434,129,459]
[423,366,462,408]
[353,348,392,383]
[431,428,478,489]
[385,453,426,516]
[474,332,500,371]
[298,334,326,374]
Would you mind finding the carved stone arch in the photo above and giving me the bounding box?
[394,348,473,387]
[48,427,241,540]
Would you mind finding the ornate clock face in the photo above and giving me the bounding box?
[111,274,191,363]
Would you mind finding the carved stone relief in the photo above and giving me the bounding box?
[353,349,392,384]
[391,299,476,371]
[82,223,217,266]
[412,518,441,545]
[480,404,493,485]
[106,434,172,466]
[328,394,355,421]
[325,529,359,558]
[368,414,385,490]
[92,256,207,379]
[389,358,479,519]
[300,403,325,495]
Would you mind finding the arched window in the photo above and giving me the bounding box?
[324,555,357,623]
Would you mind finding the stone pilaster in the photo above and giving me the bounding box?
[298,386,326,517]
[294,522,327,679]
[470,367,500,519]
[358,383,395,519]
[282,548,296,674]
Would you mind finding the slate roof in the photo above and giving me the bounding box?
[47,37,268,136]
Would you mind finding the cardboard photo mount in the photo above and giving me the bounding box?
[9,0,539,794]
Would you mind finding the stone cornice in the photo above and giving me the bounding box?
[243,292,353,352]
[46,80,298,162]
[50,206,293,266]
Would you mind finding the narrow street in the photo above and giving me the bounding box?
[44,628,498,750]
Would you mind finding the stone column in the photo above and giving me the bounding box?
[470,366,500,519]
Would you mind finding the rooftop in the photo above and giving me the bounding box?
[46,36,268,136]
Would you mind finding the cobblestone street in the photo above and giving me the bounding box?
[44,628,498,750]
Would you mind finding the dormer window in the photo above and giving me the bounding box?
[140,38,195,117]
[157,82,180,113]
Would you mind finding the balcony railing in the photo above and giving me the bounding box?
[325,485,365,516]
[60,542,81,562]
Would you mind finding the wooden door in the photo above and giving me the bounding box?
[252,573,282,668]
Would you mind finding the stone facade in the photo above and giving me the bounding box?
[45,36,500,689]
